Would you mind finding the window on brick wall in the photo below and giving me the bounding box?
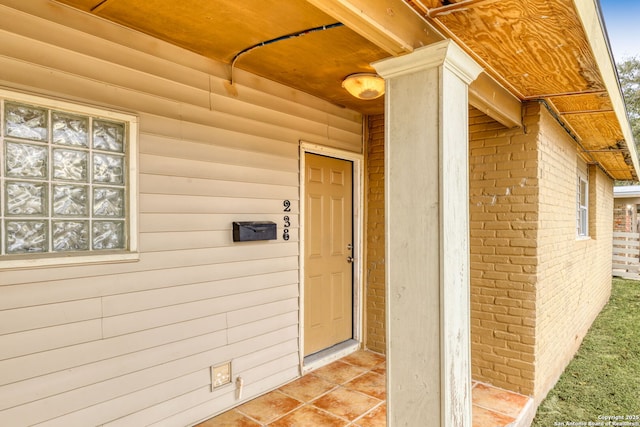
[577,174,589,237]
[0,89,138,268]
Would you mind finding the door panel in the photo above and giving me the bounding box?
[307,275,327,329]
[307,195,323,258]
[304,153,353,356]
[330,197,345,256]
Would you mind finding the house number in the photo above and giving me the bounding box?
[283,200,291,241]
[283,216,290,241]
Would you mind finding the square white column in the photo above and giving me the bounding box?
[373,40,482,427]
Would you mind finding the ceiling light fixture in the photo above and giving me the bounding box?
[342,73,385,100]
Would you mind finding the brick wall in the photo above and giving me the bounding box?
[613,198,640,232]
[613,203,632,232]
[534,105,613,402]
[365,105,615,401]
[469,104,540,395]
[365,114,386,353]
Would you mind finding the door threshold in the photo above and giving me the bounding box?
[302,339,360,374]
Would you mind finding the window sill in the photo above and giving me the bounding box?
[576,235,591,241]
[0,251,140,270]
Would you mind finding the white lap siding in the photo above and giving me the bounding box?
[0,2,363,426]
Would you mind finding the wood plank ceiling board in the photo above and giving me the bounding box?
[49,0,640,178]
[407,0,442,10]
[556,106,631,179]
[591,151,634,181]
[424,0,604,99]
[236,25,388,115]
[57,0,340,62]
[548,92,613,114]
[55,0,389,114]
[406,0,638,180]
[564,111,623,149]
[306,0,445,55]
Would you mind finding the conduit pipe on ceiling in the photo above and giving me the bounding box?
[228,22,344,85]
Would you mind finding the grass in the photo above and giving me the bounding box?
[532,278,640,426]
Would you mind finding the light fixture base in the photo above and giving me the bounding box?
[342,73,385,100]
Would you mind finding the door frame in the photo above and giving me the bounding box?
[299,141,364,373]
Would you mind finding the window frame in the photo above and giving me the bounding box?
[0,88,138,269]
[577,174,589,238]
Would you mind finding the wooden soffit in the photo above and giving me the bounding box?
[408,0,639,180]
[53,0,393,115]
[50,0,638,179]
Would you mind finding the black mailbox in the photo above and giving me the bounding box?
[232,221,277,242]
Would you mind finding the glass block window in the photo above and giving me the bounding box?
[1,96,134,257]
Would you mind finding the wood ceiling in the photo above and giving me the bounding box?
[53,0,392,115]
[411,0,635,180]
[53,0,637,179]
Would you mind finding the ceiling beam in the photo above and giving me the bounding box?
[305,0,443,56]
[559,109,614,115]
[523,89,608,99]
[308,0,521,127]
[469,73,522,128]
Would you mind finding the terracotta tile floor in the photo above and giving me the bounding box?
[197,351,533,427]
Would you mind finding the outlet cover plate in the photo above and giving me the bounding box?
[211,362,231,389]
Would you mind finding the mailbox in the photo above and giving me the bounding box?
[232,221,277,242]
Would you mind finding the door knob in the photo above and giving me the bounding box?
[347,256,354,263]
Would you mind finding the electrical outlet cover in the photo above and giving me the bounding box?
[211,363,231,388]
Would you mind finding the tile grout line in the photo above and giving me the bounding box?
[472,403,519,421]
[218,353,387,427]
[304,402,356,425]
[312,356,386,425]
[231,409,265,426]
[350,399,386,425]
[277,377,341,403]
[203,353,531,427]
[310,366,385,425]
[271,360,385,426]
[471,381,531,419]
[269,389,342,424]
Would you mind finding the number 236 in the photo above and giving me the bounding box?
[283,200,291,240]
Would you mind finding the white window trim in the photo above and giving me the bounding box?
[577,174,589,239]
[0,88,139,270]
